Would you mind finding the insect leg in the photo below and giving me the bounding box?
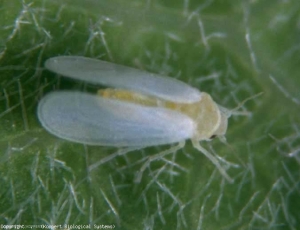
[134,141,185,183]
[192,140,234,183]
[88,146,143,172]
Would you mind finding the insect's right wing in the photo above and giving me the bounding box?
[37,91,196,146]
[45,56,202,103]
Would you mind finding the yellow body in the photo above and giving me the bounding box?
[98,88,225,140]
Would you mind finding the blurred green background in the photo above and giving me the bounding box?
[0,0,300,229]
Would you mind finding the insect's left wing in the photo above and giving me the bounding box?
[38,91,196,146]
[45,56,202,103]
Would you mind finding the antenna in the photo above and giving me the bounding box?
[228,92,264,117]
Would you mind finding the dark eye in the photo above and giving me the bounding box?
[210,135,217,139]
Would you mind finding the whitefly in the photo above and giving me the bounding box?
[38,56,259,183]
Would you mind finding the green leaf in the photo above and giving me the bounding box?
[0,0,299,229]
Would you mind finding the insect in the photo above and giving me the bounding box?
[38,56,258,183]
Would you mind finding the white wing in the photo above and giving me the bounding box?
[45,56,202,103]
[37,91,196,146]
